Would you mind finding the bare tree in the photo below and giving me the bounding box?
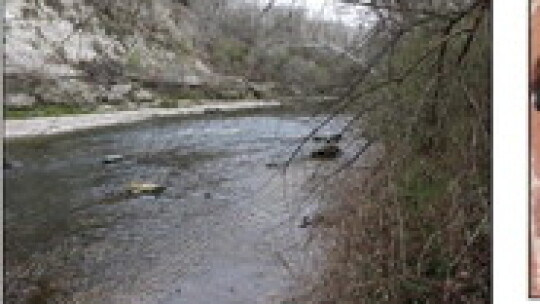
[284,1,491,303]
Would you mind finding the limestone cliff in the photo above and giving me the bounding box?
[4,0,217,109]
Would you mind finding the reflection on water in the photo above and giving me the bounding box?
[4,110,349,304]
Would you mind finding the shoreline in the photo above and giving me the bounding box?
[4,100,282,139]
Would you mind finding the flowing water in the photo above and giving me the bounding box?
[4,107,352,304]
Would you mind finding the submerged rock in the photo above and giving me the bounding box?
[299,216,312,228]
[203,108,222,114]
[313,133,342,143]
[127,182,166,196]
[299,214,324,228]
[4,159,23,170]
[265,162,280,168]
[310,144,341,159]
[102,154,124,164]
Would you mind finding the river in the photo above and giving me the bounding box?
[4,107,353,304]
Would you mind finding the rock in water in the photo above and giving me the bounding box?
[102,155,124,164]
[310,145,341,159]
[313,133,342,143]
[328,133,342,142]
[299,216,312,228]
[4,160,13,170]
[299,214,325,228]
[265,162,280,168]
[127,182,166,196]
[4,159,23,170]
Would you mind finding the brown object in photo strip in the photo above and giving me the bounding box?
[532,1,540,110]
[532,0,540,297]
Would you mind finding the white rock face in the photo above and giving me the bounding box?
[106,84,134,103]
[5,0,216,105]
[5,94,37,108]
[5,0,117,77]
[134,89,154,103]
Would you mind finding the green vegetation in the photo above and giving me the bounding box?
[158,85,263,103]
[174,40,194,56]
[4,104,94,119]
[172,88,213,100]
[293,2,490,304]
[156,99,180,108]
[209,39,250,74]
[126,49,144,70]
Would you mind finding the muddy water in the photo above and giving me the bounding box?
[4,109,350,304]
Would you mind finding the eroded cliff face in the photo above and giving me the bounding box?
[4,0,216,109]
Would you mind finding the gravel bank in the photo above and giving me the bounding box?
[4,100,281,139]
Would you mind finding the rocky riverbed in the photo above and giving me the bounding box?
[4,107,352,304]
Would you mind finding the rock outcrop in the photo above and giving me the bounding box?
[5,94,37,109]
[4,0,215,108]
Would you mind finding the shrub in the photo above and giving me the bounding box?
[291,2,490,303]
